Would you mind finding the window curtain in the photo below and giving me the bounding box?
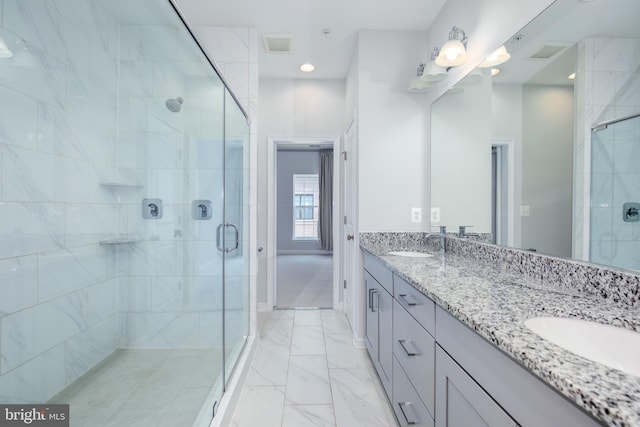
[319,149,333,251]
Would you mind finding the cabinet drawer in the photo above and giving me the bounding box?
[393,300,435,417]
[393,356,434,427]
[364,252,393,294]
[394,275,435,335]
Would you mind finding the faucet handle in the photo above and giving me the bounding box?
[459,225,473,237]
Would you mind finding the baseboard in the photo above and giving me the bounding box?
[277,250,333,255]
[352,335,366,349]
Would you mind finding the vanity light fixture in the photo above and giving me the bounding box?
[435,26,468,67]
[420,47,447,82]
[299,62,316,73]
[478,45,511,68]
[408,63,433,93]
[568,72,576,80]
[0,37,13,59]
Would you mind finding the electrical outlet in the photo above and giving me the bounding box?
[521,205,531,217]
[411,207,422,223]
[431,207,440,223]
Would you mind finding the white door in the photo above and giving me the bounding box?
[343,118,356,327]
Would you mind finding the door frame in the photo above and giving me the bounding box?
[491,139,515,248]
[266,136,342,310]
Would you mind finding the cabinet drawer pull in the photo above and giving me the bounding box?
[398,339,417,357]
[399,294,418,307]
[398,401,418,425]
[369,289,379,312]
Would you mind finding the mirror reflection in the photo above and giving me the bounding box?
[431,0,640,272]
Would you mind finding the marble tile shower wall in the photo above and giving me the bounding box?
[573,36,640,265]
[115,23,230,349]
[585,37,640,271]
[0,0,120,403]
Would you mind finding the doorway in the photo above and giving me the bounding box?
[491,140,515,247]
[267,138,341,310]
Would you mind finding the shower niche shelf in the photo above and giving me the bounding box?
[99,236,142,245]
[100,182,144,189]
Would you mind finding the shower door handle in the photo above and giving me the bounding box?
[216,224,225,252]
[225,223,239,253]
[216,223,240,253]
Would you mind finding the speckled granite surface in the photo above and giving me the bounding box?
[360,232,640,427]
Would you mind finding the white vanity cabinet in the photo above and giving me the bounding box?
[364,254,394,398]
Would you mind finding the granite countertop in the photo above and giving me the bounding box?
[360,242,640,427]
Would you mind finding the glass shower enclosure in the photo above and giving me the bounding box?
[590,113,640,271]
[0,0,249,425]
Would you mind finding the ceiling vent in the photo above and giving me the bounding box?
[527,43,571,60]
[262,34,293,54]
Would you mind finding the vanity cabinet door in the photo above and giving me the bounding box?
[435,346,518,427]
[365,271,379,357]
[364,271,392,396]
[378,283,393,394]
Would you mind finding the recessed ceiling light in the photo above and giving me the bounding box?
[491,68,501,77]
[568,73,576,80]
[300,63,316,73]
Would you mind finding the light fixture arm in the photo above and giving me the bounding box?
[448,26,467,48]
[430,47,440,60]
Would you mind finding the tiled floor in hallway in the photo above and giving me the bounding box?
[230,310,397,426]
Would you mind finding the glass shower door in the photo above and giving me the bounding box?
[222,89,250,383]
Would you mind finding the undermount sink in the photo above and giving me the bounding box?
[525,317,640,376]
[387,251,434,258]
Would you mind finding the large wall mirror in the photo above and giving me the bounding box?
[431,0,640,272]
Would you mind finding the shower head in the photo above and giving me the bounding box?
[165,97,183,113]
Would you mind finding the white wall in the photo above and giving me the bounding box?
[521,85,573,257]
[431,78,493,234]
[357,30,430,231]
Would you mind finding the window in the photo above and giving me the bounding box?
[293,174,319,239]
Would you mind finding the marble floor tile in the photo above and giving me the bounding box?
[282,404,336,427]
[330,367,396,427]
[260,316,294,346]
[294,310,323,326]
[321,310,353,336]
[325,333,370,369]
[286,355,332,405]
[230,310,396,427]
[291,325,326,355]
[245,341,290,386]
[229,385,285,427]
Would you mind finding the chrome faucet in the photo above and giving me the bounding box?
[458,225,477,238]
[439,225,446,252]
